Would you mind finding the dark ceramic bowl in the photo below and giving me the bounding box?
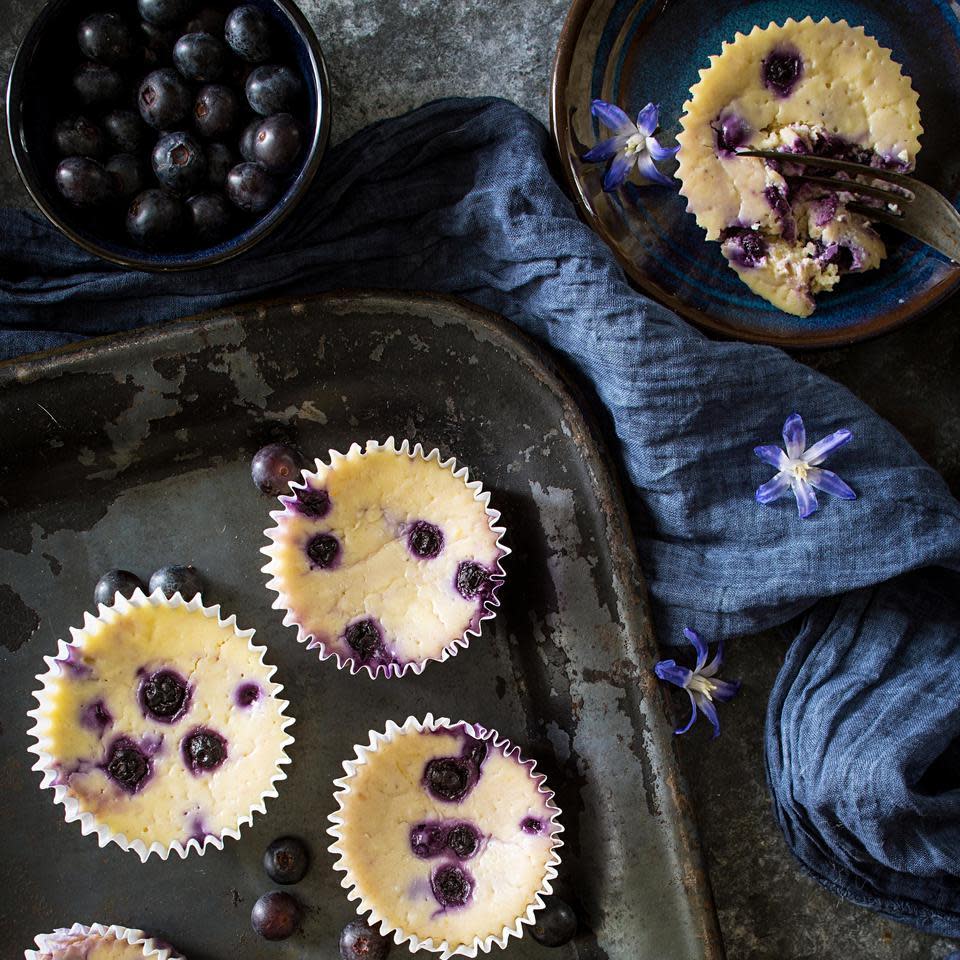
[6,0,330,270]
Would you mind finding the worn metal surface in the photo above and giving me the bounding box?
[0,292,723,959]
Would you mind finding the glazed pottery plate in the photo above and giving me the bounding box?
[551,0,960,347]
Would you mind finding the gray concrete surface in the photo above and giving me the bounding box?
[1,1,959,958]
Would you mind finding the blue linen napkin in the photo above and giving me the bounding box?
[2,96,960,935]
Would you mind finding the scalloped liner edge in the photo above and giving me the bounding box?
[26,921,184,959]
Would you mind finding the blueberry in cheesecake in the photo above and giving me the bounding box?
[677,18,922,316]
[262,439,508,678]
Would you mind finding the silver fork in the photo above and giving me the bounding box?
[737,150,960,263]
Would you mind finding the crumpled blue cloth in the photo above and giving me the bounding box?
[2,96,960,935]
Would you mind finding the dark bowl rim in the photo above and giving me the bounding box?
[5,0,331,272]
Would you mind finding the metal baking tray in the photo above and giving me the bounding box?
[0,291,723,959]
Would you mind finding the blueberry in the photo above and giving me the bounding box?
[762,45,803,98]
[293,486,330,518]
[148,563,203,598]
[455,561,491,600]
[185,6,226,34]
[152,131,208,194]
[94,569,144,606]
[410,822,448,859]
[140,668,190,720]
[54,115,105,158]
[186,192,232,242]
[344,618,382,662]
[225,5,273,62]
[339,920,391,960]
[251,891,301,941]
[107,153,147,198]
[174,31,228,82]
[206,141,236,187]
[73,62,124,105]
[235,681,261,706]
[424,757,471,802]
[446,823,480,859]
[251,441,305,494]
[138,0,192,26]
[77,12,134,64]
[720,228,768,269]
[530,897,578,947]
[139,20,177,66]
[105,737,150,792]
[521,816,544,834]
[126,188,185,247]
[103,109,148,154]
[431,864,473,908]
[712,112,749,155]
[225,161,279,214]
[238,117,260,161]
[464,737,488,768]
[194,84,241,138]
[55,157,113,207]
[182,727,227,772]
[251,113,302,173]
[305,533,340,569]
[245,64,301,115]
[138,68,192,128]
[407,520,443,560]
[264,836,310,884]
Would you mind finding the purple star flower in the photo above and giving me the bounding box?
[755,413,856,519]
[582,99,679,191]
[654,629,741,738]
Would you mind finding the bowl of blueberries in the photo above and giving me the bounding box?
[6,0,329,269]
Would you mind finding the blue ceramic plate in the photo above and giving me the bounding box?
[551,0,960,346]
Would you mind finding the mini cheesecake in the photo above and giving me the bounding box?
[27,924,182,960]
[329,718,561,954]
[262,439,508,678]
[677,18,921,316]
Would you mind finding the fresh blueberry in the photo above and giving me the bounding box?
[152,130,208,194]
[107,153,147,198]
[186,192,232,242]
[105,737,150,792]
[73,62,124,105]
[410,822,448,859]
[225,161,279,214]
[173,31,228,82]
[54,115,105,158]
[293,486,331,518]
[446,823,480,859]
[225,5,273,62]
[251,113,302,173]
[407,520,443,560]
[55,157,113,207]
[148,563,203,598]
[185,6,226,34]
[306,533,340,569]
[126,188,185,247]
[530,897,578,947]
[251,441,305,494]
[238,117,260,160]
[77,12,134,64]
[103,109,148,154]
[245,64,301,115]
[424,757,471,802]
[138,68,192,128]
[194,84,241,138]
[762,45,803,98]
[455,561,491,600]
[182,727,227,772]
[140,668,190,720]
[94,569,144,606]
[139,20,177,66]
[339,920,391,960]
[138,0,192,26]
[206,141,236,187]
[431,864,473,908]
[344,618,382,662]
[251,891,301,941]
[264,835,310,884]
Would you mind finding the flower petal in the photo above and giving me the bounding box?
[782,413,806,459]
[792,476,819,518]
[646,136,679,161]
[754,444,789,469]
[635,152,674,186]
[603,152,636,191]
[683,627,708,672]
[696,692,722,739]
[675,690,698,736]
[700,636,725,677]
[755,471,791,504]
[635,102,660,137]
[711,677,741,702]
[802,428,853,465]
[807,467,856,500]
[654,658,692,689]
[583,135,627,163]
[591,99,634,134]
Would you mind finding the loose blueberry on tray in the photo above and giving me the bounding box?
[264,835,310,884]
[148,563,203,599]
[251,441,305,494]
[251,891,301,940]
[530,897,578,947]
[93,569,144,606]
[339,919,391,960]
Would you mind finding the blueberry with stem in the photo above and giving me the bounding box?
[139,68,192,129]
[194,84,241,139]
[251,113,302,173]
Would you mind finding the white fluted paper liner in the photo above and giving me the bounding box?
[26,922,183,959]
[327,714,564,959]
[261,437,510,679]
[26,589,295,862]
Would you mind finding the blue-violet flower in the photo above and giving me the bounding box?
[754,413,855,519]
[654,629,740,738]
[582,100,678,191]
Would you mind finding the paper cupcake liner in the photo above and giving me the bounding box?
[26,588,295,863]
[327,714,564,959]
[261,437,510,680]
[26,922,183,959]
